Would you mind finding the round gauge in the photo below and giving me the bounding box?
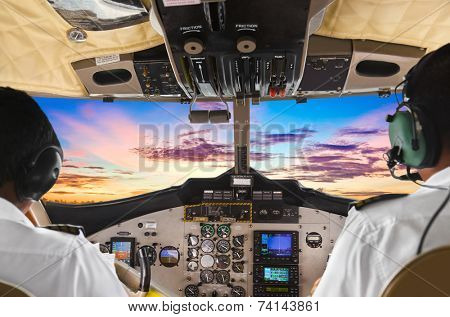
[201,239,215,253]
[201,224,215,238]
[216,239,231,253]
[137,245,158,266]
[159,246,180,267]
[184,284,199,297]
[232,261,244,273]
[232,248,244,260]
[231,286,246,297]
[200,269,214,284]
[200,254,215,268]
[306,232,323,248]
[232,235,245,247]
[216,270,231,285]
[99,244,110,254]
[187,261,198,271]
[188,235,199,246]
[216,254,231,269]
[188,248,198,259]
[217,224,231,238]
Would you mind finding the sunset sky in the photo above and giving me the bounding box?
[37,94,418,204]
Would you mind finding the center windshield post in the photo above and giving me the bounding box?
[233,96,251,174]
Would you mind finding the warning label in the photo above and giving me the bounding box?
[163,0,201,7]
[95,54,120,66]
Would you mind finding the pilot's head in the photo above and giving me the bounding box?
[0,87,63,213]
[401,43,450,180]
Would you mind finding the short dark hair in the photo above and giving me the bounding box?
[405,43,450,148]
[0,87,61,187]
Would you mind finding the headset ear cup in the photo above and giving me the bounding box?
[19,146,63,201]
[412,106,441,167]
[388,109,426,168]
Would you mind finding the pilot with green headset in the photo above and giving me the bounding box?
[314,43,450,297]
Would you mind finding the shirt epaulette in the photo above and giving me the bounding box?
[42,224,86,236]
[349,194,409,211]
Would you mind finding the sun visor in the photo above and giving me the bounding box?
[0,0,164,97]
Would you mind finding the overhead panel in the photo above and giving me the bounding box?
[151,0,323,99]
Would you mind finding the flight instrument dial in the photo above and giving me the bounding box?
[201,224,215,238]
[188,248,198,259]
[217,239,231,253]
[231,286,246,297]
[232,261,244,273]
[216,255,231,269]
[187,261,198,271]
[216,270,231,284]
[185,284,199,297]
[200,269,214,283]
[201,239,215,253]
[200,254,215,268]
[232,235,245,247]
[217,224,231,238]
[232,248,244,260]
[188,235,199,246]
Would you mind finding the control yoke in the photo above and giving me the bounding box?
[137,246,152,293]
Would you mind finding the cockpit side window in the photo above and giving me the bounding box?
[47,0,149,31]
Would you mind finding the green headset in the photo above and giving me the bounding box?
[385,50,441,181]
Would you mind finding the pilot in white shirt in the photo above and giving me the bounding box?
[0,197,127,297]
[0,87,126,296]
[314,44,450,297]
[314,168,450,297]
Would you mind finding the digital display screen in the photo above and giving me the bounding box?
[265,286,289,293]
[263,267,290,282]
[111,241,133,266]
[260,233,293,257]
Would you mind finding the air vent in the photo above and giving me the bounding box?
[356,60,400,77]
[92,69,132,86]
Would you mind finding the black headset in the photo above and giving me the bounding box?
[15,145,63,202]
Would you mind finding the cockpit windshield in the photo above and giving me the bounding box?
[38,94,416,205]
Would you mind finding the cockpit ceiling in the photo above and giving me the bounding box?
[0,0,448,98]
[0,1,163,97]
[315,0,450,52]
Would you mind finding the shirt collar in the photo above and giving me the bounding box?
[0,197,34,227]
[422,167,450,188]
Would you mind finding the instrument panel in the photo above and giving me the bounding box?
[88,204,345,297]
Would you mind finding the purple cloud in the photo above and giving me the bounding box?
[132,137,273,162]
[338,128,386,136]
[315,143,359,151]
[178,129,212,137]
[252,128,316,146]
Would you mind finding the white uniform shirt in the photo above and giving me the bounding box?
[314,167,450,297]
[0,198,127,296]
